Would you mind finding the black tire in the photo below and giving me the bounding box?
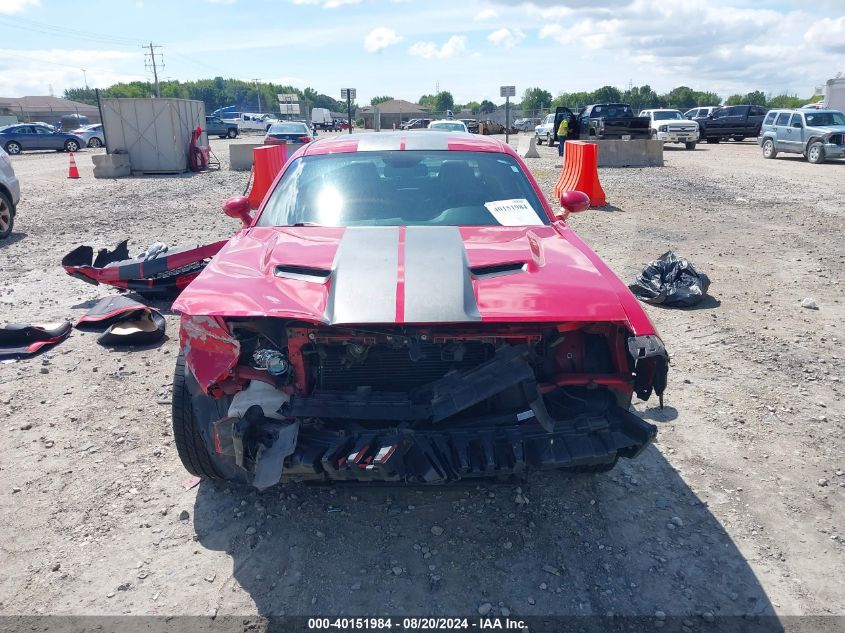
[732,136,746,142]
[762,138,777,159]
[536,135,543,145]
[4,141,21,155]
[64,140,80,152]
[650,130,657,140]
[685,141,696,150]
[172,352,230,481]
[88,137,103,148]
[705,137,719,144]
[806,141,825,164]
[227,128,238,139]
[0,190,14,239]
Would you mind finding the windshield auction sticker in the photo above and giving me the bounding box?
[484,199,543,226]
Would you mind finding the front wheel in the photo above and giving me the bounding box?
[0,190,14,239]
[88,137,102,148]
[227,128,238,139]
[762,139,777,159]
[685,141,697,150]
[4,141,21,155]
[64,140,80,152]
[535,134,543,145]
[806,141,825,164]
[172,353,236,481]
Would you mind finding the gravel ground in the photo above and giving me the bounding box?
[0,135,843,629]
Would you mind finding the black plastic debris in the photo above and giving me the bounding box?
[76,295,165,347]
[0,322,72,359]
[628,251,711,308]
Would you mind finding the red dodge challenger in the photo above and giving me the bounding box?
[172,131,669,488]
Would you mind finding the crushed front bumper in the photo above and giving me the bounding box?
[822,142,845,158]
[221,406,657,486]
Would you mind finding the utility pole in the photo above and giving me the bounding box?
[81,68,88,91]
[252,79,262,113]
[143,43,163,98]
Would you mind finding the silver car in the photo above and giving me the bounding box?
[71,123,105,148]
[758,109,845,164]
[0,146,21,238]
[534,113,555,145]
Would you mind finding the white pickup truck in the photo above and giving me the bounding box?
[222,112,280,133]
[640,109,699,149]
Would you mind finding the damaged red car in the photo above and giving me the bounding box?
[172,132,669,489]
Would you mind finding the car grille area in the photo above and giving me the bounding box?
[316,341,491,392]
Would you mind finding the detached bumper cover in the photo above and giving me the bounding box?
[823,142,845,158]
[225,406,656,485]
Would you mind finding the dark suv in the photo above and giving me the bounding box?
[695,105,767,143]
[204,116,239,139]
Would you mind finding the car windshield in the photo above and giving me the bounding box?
[653,111,684,120]
[258,150,550,227]
[804,111,845,126]
[268,123,309,134]
[429,122,466,132]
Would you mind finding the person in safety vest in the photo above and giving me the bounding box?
[556,116,569,157]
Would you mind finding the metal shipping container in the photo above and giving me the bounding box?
[100,98,207,173]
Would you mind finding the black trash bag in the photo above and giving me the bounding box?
[629,251,711,307]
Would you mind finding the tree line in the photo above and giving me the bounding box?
[64,78,352,114]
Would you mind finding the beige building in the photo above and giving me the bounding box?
[359,99,429,130]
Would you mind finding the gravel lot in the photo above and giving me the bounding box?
[0,134,843,629]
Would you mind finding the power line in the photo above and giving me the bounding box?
[0,15,142,48]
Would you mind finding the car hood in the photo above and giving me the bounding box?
[174,225,654,333]
[811,125,845,134]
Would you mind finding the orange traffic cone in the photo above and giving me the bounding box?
[67,152,80,179]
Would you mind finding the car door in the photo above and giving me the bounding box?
[33,125,59,149]
[784,113,805,152]
[720,106,745,135]
[771,112,792,151]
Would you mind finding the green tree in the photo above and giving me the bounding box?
[724,94,744,106]
[725,90,766,107]
[478,99,497,114]
[767,94,806,109]
[623,85,660,112]
[520,87,553,114]
[590,85,623,103]
[433,91,454,114]
[695,91,722,106]
[464,101,481,114]
[663,86,701,109]
[370,95,394,106]
[552,91,592,109]
[418,94,436,108]
[63,87,98,105]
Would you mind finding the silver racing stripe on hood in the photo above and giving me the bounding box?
[324,227,399,324]
[403,226,481,323]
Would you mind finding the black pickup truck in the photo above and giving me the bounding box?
[693,105,767,143]
[576,103,650,140]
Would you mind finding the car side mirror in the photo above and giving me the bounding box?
[223,196,252,227]
[556,190,590,220]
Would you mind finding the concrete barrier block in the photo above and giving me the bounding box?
[92,153,130,178]
[591,140,664,167]
[517,135,540,158]
[229,143,263,171]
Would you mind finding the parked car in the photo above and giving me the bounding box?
[0,146,20,239]
[460,118,479,133]
[758,109,845,164]
[696,105,767,143]
[684,106,719,121]
[427,120,468,132]
[170,131,668,488]
[204,116,239,139]
[534,113,556,145]
[263,121,314,146]
[0,124,84,154]
[71,123,105,148]
[222,112,280,133]
[514,117,540,132]
[479,120,505,135]
[640,109,699,149]
[576,104,650,140]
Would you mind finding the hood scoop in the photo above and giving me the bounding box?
[470,261,527,280]
[275,264,332,283]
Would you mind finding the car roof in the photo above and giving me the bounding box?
[300,131,510,156]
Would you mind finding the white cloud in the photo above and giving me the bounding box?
[488,27,525,49]
[364,27,402,53]
[408,35,467,59]
[805,16,845,54]
[0,0,39,13]
[475,8,498,20]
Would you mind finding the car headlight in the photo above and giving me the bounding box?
[658,125,668,132]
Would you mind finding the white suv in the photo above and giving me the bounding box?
[640,109,699,149]
[0,146,20,239]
